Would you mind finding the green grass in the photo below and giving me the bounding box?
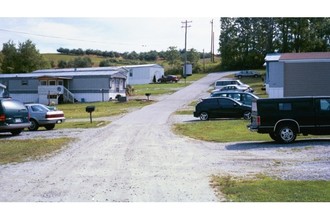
[0,138,73,164]
[212,175,330,202]
[56,100,153,119]
[56,121,110,129]
[173,120,270,142]
[132,73,206,96]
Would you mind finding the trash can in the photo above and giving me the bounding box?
[81,98,85,103]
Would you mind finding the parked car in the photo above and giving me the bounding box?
[210,91,259,106]
[235,70,261,78]
[218,84,254,93]
[214,78,249,90]
[158,75,180,83]
[193,97,251,121]
[249,96,330,143]
[0,98,31,135]
[25,103,65,131]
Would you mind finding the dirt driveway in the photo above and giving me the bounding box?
[1,72,330,202]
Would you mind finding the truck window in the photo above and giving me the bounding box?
[320,99,330,111]
[279,103,292,111]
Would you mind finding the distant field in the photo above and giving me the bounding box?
[43,53,108,67]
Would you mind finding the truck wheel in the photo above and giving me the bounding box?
[200,112,209,121]
[269,132,280,142]
[277,125,296,144]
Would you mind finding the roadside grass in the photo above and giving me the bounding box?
[173,120,270,142]
[211,175,330,202]
[0,138,73,164]
[132,73,206,96]
[56,121,110,129]
[56,99,153,119]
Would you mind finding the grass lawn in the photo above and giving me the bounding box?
[0,138,73,164]
[56,99,153,119]
[212,175,330,202]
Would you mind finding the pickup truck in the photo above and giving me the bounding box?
[248,96,330,143]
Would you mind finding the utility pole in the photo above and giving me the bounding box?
[210,19,215,63]
[181,20,192,83]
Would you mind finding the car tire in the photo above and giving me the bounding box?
[11,129,22,136]
[28,119,39,131]
[199,112,209,121]
[243,111,251,120]
[45,124,55,130]
[276,125,296,144]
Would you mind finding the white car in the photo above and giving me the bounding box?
[25,103,65,131]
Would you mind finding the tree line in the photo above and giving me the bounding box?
[220,17,330,70]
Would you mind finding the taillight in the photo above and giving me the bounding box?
[256,116,261,126]
[0,114,5,122]
[46,113,64,119]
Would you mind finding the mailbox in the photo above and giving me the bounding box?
[85,106,95,113]
[85,106,95,123]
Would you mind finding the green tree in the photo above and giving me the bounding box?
[165,46,181,67]
[1,39,49,73]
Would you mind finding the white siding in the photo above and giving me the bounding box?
[268,87,284,98]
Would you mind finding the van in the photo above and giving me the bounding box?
[0,98,31,135]
[214,78,249,90]
[248,96,330,143]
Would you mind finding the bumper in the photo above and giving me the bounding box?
[0,122,31,131]
[38,118,65,125]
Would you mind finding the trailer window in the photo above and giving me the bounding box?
[320,99,330,111]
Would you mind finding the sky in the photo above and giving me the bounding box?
[0,17,220,54]
[1,0,323,55]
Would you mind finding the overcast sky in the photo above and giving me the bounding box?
[0,0,324,54]
[0,17,219,53]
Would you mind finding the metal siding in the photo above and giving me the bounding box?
[70,76,110,90]
[284,62,330,96]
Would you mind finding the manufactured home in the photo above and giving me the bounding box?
[265,52,330,98]
[0,67,128,104]
[124,64,164,85]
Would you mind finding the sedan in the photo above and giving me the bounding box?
[235,70,261,78]
[193,97,251,121]
[219,84,254,93]
[25,103,65,131]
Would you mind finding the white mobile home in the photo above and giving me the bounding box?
[124,64,164,85]
[0,67,128,104]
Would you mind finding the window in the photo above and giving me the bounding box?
[129,69,133,77]
[320,99,330,111]
[40,80,47,86]
[279,103,292,111]
[21,80,28,86]
[48,80,56,86]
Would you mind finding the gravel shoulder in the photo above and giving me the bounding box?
[1,72,330,202]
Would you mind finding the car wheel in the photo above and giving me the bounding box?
[276,125,296,144]
[11,129,22,136]
[199,112,209,121]
[45,124,55,130]
[28,119,39,131]
[243,111,251,120]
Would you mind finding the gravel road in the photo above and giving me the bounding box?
[1,72,330,202]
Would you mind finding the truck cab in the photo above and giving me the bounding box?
[248,96,330,143]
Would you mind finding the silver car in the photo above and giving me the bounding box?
[25,103,65,131]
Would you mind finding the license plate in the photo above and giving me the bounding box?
[15,118,22,123]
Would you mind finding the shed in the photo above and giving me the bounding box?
[265,52,330,98]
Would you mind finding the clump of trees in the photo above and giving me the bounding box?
[220,18,330,70]
[0,40,49,73]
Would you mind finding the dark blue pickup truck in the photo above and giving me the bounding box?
[248,96,330,143]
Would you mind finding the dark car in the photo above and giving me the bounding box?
[0,98,31,135]
[158,75,180,83]
[193,97,251,121]
[235,70,261,78]
[210,91,259,106]
[25,103,65,131]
